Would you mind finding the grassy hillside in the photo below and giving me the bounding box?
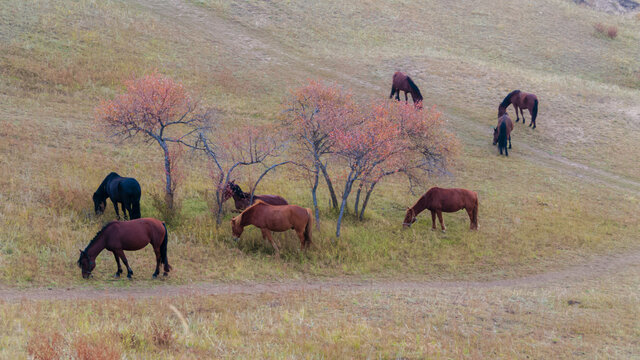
[1,0,639,287]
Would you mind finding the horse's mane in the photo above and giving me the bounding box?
[230,183,248,199]
[84,222,116,252]
[406,76,423,100]
[95,172,121,197]
[500,90,520,108]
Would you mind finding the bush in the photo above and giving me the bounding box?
[27,332,65,360]
[151,192,182,226]
[593,22,618,39]
[73,335,122,360]
[607,26,618,39]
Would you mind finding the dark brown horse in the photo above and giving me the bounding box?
[498,90,538,128]
[77,218,171,279]
[389,71,423,109]
[223,180,288,212]
[403,187,478,232]
[493,114,513,156]
[93,172,141,220]
[231,200,312,257]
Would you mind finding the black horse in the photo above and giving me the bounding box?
[93,172,141,220]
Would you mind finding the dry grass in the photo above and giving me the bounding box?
[0,0,639,288]
[3,265,639,358]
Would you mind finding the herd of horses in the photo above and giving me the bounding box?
[78,72,537,279]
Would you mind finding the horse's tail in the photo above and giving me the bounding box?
[161,222,172,271]
[131,199,141,220]
[406,76,423,101]
[472,193,479,229]
[304,208,313,248]
[498,120,508,150]
[532,99,538,125]
[500,90,520,109]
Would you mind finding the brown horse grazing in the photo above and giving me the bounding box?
[403,187,478,232]
[231,200,312,257]
[77,218,171,279]
[498,90,538,128]
[223,180,288,212]
[493,114,514,156]
[389,71,423,109]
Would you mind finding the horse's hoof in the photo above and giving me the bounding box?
[163,272,169,277]
[431,228,436,231]
[441,230,446,233]
[152,274,158,279]
[113,273,120,278]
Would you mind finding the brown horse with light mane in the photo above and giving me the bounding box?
[403,187,478,232]
[389,71,423,109]
[77,218,171,279]
[231,200,312,257]
[499,90,538,128]
[493,114,513,156]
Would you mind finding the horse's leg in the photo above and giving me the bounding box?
[121,202,128,220]
[113,201,120,220]
[520,107,526,125]
[116,249,133,278]
[396,90,400,101]
[514,105,520,122]
[261,229,280,258]
[405,92,408,103]
[295,229,305,251]
[113,251,122,278]
[431,210,437,231]
[437,211,446,232]
[509,134,512,149]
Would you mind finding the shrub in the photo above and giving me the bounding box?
[593,23,618,39]
[27,332,65,360]
[151,322,175,348]
[73,335,122,360]
[607,26,618,39]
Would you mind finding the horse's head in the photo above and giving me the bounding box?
[222,183,234,202]
[415,100,424,110]
[92,192,106,215]
[492,126,499,145]
[230,215,244,241]
[402,207,417,228]
[77,250,95,279]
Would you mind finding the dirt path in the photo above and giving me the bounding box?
[2,248,638,302]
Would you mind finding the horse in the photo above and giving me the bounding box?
[403,187,478,232]
[77,218,171,279]
[389,71,424,109]
[498,90,539,128]
[223,180,288,212]
[93,172,141,220]
[230,200,312,257]
[493,114,513,156]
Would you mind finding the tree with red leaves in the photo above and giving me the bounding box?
[281,80,356,226]
[96,72,210,210]
[332,100,458,237]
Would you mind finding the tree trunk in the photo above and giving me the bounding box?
[336,172,355,238]
[215,175,225,225]
[353,182,363,217]
[311,165,320,229]
[318,162,338,209]
[161,141,174,209]
[359,181,378,221]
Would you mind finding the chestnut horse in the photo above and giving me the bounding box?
[223,180,288,212]
[403,187,478,232]
[389,71,423,109]
[498,90,538,128]
[77,218,171,279]
[231,200,312,257]
[493,114,513,156]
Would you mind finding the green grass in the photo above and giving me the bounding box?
[1,0,640,287]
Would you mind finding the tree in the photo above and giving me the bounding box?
[195,124,289,225]
[281,80,356,226]
[96,72,209,209]
[354,101,459,220]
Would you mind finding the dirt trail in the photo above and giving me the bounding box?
[2,249,638,302]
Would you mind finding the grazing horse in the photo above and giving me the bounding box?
[389,71,424,109]
[93,172,141,220]
[77,218,171,279]
[493,114,514,156]
[498,90,539,128]
[231,200,312,257]
[223,180,288,212]
[403,187,478,232]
